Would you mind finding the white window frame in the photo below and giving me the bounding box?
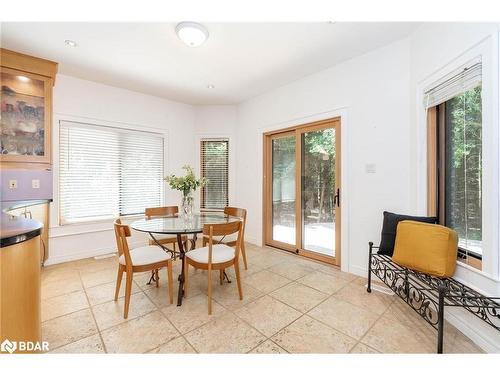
[50,114,169,238]
[416,37,500,283]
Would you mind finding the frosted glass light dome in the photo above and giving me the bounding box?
[176,22,209,47]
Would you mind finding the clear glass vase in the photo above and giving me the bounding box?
[181,191,194,219]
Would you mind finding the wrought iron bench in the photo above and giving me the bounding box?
[366,242,500,353]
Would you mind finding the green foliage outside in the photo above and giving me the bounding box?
[272,128,336,224]
[201,141,228,209]
[445,85,482,243]
[302,129,335,222]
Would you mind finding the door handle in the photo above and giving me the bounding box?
[334,188,340,207]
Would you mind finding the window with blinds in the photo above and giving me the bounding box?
[425,58,483,270]
[200,139,229,210]
[59,121,164,224]
[424,59,481,108]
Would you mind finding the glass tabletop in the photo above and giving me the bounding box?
[131,213,240,235]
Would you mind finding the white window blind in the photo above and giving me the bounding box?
[424,59,482,108]
[59,121,164,224]
[200,139,229,210]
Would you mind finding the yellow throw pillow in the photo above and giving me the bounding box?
[392,220,458,278]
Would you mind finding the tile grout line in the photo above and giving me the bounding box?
[264,283,360,351]
[232,296,297,340]
[236,270,362,352]
[141,271,200,354]
[79,268,109,354]
[44,269,106,353]
[157,257,270,352]
[146,248,350,353]
[261,275,392,352]
[42,246,474,354]
[41,248,359,353]
[40,280,142,325]
[41,289,89,323]
[323,278,399,348]
[350,295,398,352]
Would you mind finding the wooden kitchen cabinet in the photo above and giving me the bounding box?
[6,201,50,264]
[0,235,41,350]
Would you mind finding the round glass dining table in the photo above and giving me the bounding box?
[131,213,240,306]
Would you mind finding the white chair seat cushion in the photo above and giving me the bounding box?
[186,244,235,264]
[119,245,170,266]
[203,233,238,244]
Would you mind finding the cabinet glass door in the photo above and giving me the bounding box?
[1,68,50,163]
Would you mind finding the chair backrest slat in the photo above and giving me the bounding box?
[224,207,246,220]
[202,220,241,236]
[114,218,133,268]
[224,207,247,242]
[145,206,179,219]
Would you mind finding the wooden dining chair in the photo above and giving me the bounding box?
[202,207,248,270]
[185,220,243,314]
[145,206,187,252]
[114,218,174,318]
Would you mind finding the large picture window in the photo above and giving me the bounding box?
[426,60,483,270]
[59,121,164,224]
[200,139,229,210]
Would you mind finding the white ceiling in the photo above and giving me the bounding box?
[1,22,420,105]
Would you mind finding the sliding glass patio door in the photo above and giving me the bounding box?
[264,118,341,265]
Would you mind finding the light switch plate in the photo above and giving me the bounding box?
[365,164,376,173]
[32,179,40,189]
[9,179,18,189]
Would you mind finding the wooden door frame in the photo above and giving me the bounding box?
[262,117,341,266]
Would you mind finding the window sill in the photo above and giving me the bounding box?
[455,261,500,284]
[60,213,144,226]
[50,214,145,238]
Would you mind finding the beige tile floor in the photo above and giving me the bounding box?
[41,243,484,354]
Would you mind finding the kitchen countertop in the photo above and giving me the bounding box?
[0,199,51,247]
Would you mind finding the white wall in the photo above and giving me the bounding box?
[193,105,237,208]
[234,23,500,353]
[45,24,500,351]
[408,23,500,352]
[235,38,412,274]
[194,105,237,135]
[47,74,196,264]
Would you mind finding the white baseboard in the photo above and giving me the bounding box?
[44,239,144,266]
[444,309,500,353]
[244,236,261,247]
[349,264,368,278]
[355,262,500,353]
[44,248,115,266]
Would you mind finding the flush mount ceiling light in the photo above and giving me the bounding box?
[207,84,215,89]
[17,75,30,82]
[64,39,78,47]
[176,22,208,47]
